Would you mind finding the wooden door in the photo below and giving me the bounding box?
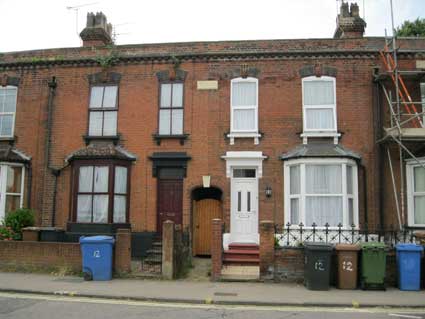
[157,179,183,234]
[193,198,222,256]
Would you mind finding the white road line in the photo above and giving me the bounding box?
[389,314,423,319]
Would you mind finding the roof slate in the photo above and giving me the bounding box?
[281,143,361,161]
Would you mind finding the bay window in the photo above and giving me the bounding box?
[407,158,425,226]
[158,82,184,135]
[74,161,130,223]
[230,77,258,134]
[302,76,337,133]
[0,86,17,138]
[0,164,25,222]
[88,85,118,136]
[284,159,358,228]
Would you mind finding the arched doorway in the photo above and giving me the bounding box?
[192,186,223,256]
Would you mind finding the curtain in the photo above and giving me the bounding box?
[306,165,341,194]
[305,108,334,130]
[415,196,425,224]
[171,109,183,134]
[160,84,171,107]
[233,109,255,131]
[93,166,108,192]
[303,80,334,105]
[79,166,93,193]
[172,83,183,107]
[6,166,21,193]
[232,82,256,106]
[114,167,127,194]
[306,196,343,226]
[103,111,117,136]
[102,86,117,108]
[89,86,103,108]
[88,112,103,136]
[77,195,92,222]
[93,195,108,223]
[347,166,353,194]
[114,195,126,223]
[290,198,299,224]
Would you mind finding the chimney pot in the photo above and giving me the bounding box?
[80,12,113,47]
[334,1,366,39]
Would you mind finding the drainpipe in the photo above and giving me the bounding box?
[360,163,368,227]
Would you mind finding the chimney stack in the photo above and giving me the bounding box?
[334,1,366,39]
[80,12,113,47]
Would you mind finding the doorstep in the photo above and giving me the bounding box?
[220,265,260,282]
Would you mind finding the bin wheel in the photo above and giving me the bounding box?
[83,271,93,281]
[360,281,365,290]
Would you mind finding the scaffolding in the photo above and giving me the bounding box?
[374,0,425,230]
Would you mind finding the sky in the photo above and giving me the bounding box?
[1,0,424,53]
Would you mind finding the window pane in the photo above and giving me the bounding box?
[93,166,109,192]
[237,191,241,212]
[159,109,171,134]
[306,165,342,194]
[233,109,255,131]
[93,195,108,223]
[290,198,299,225]
[0,115,14,136]
[5,195,20,213]
[306,196,343,227]
[247,191,251,212]
[6,166,22,193]
[90,87,104,108]
[232,82,257,106]
[172,83,183,107]
[305,108,335,130]
[114,195,126,223]
[88,111,103,136]
[114,166,127,194]
[414,196,425,224]
[171,109,183,134]
[77,195,92,222]
[348,198,354,226]
[347,166,353,195]
[233,169,256,178]
[79,166,93,193]
[414,166,425,192]
[160,84,172,107]
[103,111,117,136]
[102,86,118,108]
[304,80,334,105]
[290,165,300,194]
[4,92,17,112]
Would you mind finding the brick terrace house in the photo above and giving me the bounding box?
[0,2,425,260]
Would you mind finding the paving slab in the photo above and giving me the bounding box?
[0,272,424,308]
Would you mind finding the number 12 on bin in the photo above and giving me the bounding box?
[342,261,353,271]
[314,260,325,271]
[93,250,101,258]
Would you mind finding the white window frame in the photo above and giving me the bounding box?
[228,77,259,144]
[283,158,358,229]
[88,85,118,137]
[0,163,25,222]
[406,157,425,227]
[302,76,337,135]
[0,86,18,138]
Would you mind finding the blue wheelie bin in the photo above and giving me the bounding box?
[79,235,115,281]
[395,243,423,291]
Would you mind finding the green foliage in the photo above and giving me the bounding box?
[395,18,425,37]
[94,50,120,68]
[0,226,18,241]
[4,208,35,239]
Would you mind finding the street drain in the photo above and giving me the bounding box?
[214,292,238,297]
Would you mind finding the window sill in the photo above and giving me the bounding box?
[83,135,121,145]
[300,132,341,145]
[226,132,263,145]
[152,133,189,146]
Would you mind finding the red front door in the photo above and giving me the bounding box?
[157,179,183,234]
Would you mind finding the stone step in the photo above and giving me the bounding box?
[220,265,260,282]
[146,248,162,255]
[222,257,260,265]
[142,257,162,265]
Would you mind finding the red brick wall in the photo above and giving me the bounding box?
[0,241,82,272]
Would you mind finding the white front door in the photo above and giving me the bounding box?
[230,169,258,243]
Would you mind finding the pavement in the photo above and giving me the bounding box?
[0,272,424,308]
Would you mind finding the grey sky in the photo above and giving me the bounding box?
[1,0,424,52]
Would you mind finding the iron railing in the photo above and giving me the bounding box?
[275,223,420,247]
